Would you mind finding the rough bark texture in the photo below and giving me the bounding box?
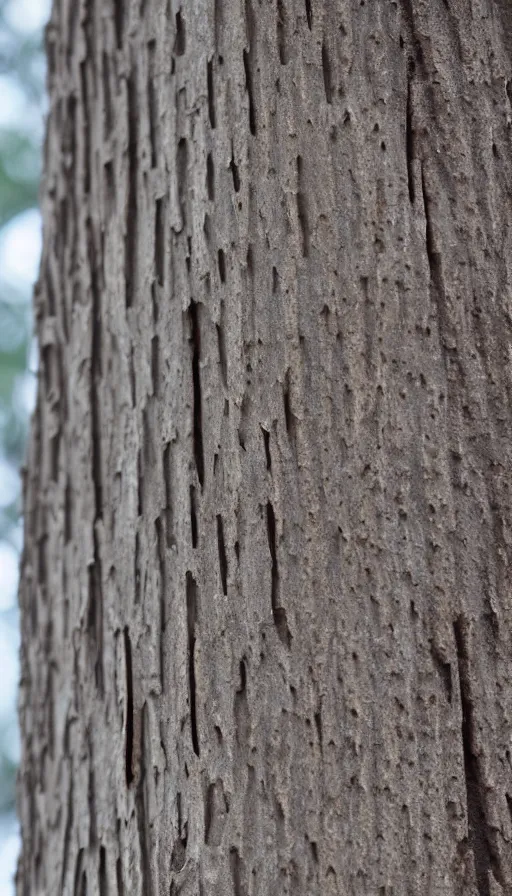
[17,0,512,894]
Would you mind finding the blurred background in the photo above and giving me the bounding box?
[0,0,50,892]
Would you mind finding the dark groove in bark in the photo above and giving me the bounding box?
[177,138,188,229]
[125,72,138,309]
[163,442,175,548]
[453,618,499,896]
[243,50,257,136]
[87,529,104,693]
[155,517,166,687]
[406,58,415,203]
[216,514,228,595]
[189,484,198,548]
[189,300,204,488]
[151,335,159,396]
[305,0,312,29]
[174,9,186,55]
[216,315,227,387]
[261,426,271,471]
[88,220,103,519]
[230,846,244,896]
[60,774,74,893]
[296,155,309,257]
[112,0,124,49]
[217,248,226,283]
[154,197,165,285]
[98,845,108,896]
[321,41,333,104]
[206,153,215,200]
[266,501,279,613]
[277,0,288,65]
[230,142,240,191]
[124,627,134,786]
[148,41,157,168]
[186,572,200,756]
[116,857,124,896]
[136,703,154,896]
[207,59,216,128]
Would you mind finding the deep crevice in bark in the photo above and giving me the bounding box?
[305,0,312,30]
[321,41,333,105]
[188,300,205,488]
[112,0,124,49]
[206,152,215,200]
[155,516,166,687]
[207,58,216,128]
[453,618,502,896]
[186,572,200,757]
[136,703,154,896]
[230,142,240,192]
[217,247,226,283]
[124,626,134,787]
[277,0,288,65]
[98,845,108,896]
[154,197,165,285]
[296,155,309,257]
[189,484,198,548]
[174,9,186,55]
[216,514,228,595]
[125,72,138,309]
[261,426,271,471]
[406,57,415,203]
[243,50,257,136]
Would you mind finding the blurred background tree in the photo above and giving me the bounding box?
[0,0,49,891]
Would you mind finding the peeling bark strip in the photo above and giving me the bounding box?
[17,0,512,894]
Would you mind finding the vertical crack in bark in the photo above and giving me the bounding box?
[216,514,228,595]
[186,572,200,756]
[321,40,333,105]
[174,9,186,56]
[261,426,271,471]
[453,618,503,896]
[217,247,226,283]
[230,846,244,896]
[87,220,103,520]
[60,773,74,894]
[87,528,104,694]
[124,627,134,787]
[155,517,166,688]
[230,141,241,191]
[406,57,415,203]
[243,50,257,136]
[147,40,158,168]
[163,442,175,548]
[206,153,215,200]
[136,703,154,896]
[98,845,108,896]
[177,138,188,229]
[112,0,124,49]
[151,335,159,396]
[216,305,227,387]
[125,71,138,308]
[296,155,309,257]
[305,0,312,30]
[266,501,291,647]
[277,0,288,65]
[154,197,165,286]
[207,58,216,128]
[189,484,198,548]
[189,300,205,488]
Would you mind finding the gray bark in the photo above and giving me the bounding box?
[17,0,512,894]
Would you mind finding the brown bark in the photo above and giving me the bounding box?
[17,0,512,894]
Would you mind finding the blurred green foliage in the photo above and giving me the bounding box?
[0,0,46,812]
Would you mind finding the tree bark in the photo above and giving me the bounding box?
[17,0,512,893]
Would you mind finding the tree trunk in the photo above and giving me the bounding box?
[17,0,512,893]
